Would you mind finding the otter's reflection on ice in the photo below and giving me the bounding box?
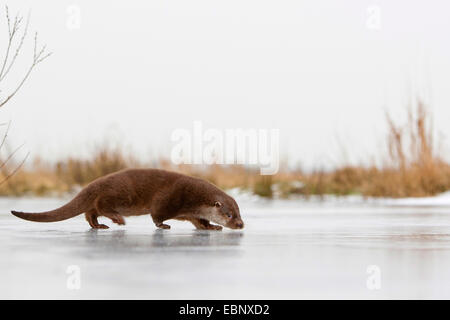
[82,228,244,254]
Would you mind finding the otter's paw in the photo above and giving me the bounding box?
[207,224,223,231]
[157,223,171,229]
[92,224,109,229]
[111,215,126,225]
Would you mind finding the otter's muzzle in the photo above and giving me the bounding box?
[230,220,244,229]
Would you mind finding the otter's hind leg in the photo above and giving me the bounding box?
[95,197,126,226]
[85,209,109,229]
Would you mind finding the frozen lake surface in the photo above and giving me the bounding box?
[2,196,450,299]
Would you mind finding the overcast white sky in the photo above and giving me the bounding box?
[2,0,450,170]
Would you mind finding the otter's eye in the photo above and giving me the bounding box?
[214,201,222,208]
[226,213,232,218]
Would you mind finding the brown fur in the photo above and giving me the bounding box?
[11,169,244,230]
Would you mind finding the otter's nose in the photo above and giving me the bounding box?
[236,221,244,229]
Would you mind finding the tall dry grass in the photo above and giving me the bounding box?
[1,101,450,198]
[299,101,450,198]
[0,148,138,196]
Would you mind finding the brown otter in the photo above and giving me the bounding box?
[11,168,244,230]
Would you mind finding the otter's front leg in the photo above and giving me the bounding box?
[189,218,223,231]
[155,222,171,229]
[151,215,171,229]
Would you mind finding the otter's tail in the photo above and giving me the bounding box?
[11,189,96,223]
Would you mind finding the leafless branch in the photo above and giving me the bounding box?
[0,5,51,185]
[0,5,51,108]
[0,12,30,82]
[0,150,29,186]
[0,120,11,151]
[0,141,26,170]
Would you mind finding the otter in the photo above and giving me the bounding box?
[11,169,244,230]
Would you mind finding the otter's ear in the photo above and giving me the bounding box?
[214,201,222,208]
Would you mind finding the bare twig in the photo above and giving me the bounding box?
[0,120,11,151]
[0,6,51,185]
[0,6,13,79]
[0,6,51,108]
[0,12,30,82]
[0,151,29,186]
[0,142,26,170]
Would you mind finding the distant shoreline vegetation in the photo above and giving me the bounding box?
[1,101,450,199]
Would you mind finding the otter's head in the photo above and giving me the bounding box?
[198,193,244,230]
